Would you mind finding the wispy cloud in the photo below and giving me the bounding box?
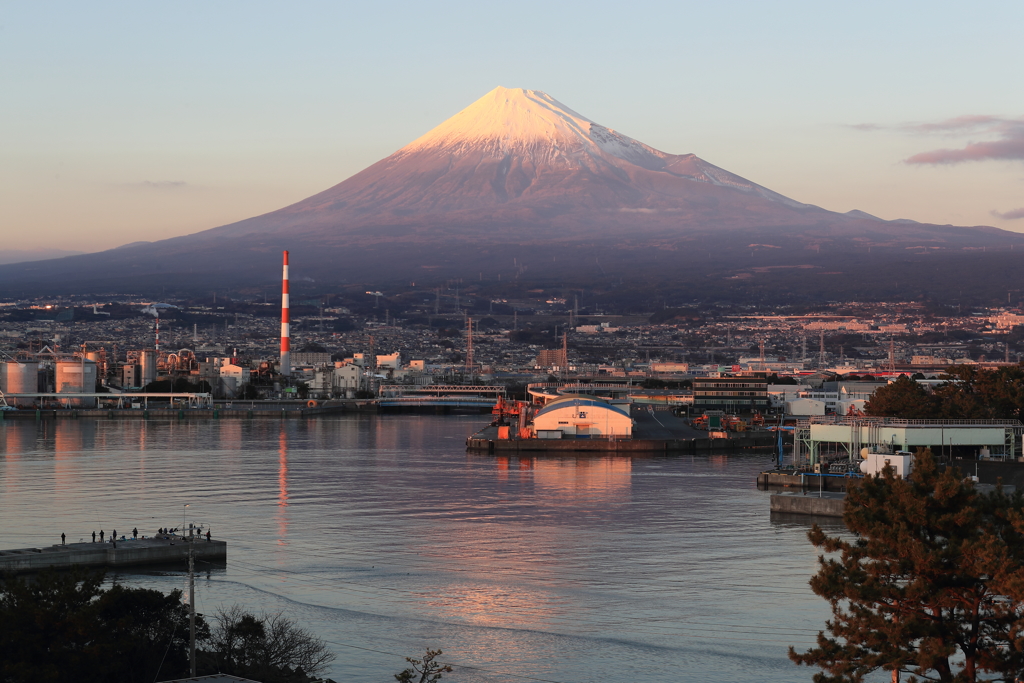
[992,208,1024,220]
[851,115,1024,165]
[904,115,1006,135]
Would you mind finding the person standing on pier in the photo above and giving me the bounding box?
[61,533,65,545]
[132,527,137,539]
[206,530,211,542]
[92,531,96,542]
[99,530,104,542]
[112,529,116,541]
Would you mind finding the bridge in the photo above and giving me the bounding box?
[378,385,505,397]
[0,392,213,409]
[376,385,504,410]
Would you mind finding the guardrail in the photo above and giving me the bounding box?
[797,416,1023,427]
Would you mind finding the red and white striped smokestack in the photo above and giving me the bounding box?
[155,313,161,352]
[280,250,291,377]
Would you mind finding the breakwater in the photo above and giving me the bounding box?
[0,536,227,574]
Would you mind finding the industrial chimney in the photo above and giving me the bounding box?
[280,250,291,377]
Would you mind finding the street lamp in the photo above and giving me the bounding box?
[182,502,196,676]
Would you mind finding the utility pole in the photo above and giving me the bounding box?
[189,530,195,677]
[819,330,826,369]
[183,503,195,677]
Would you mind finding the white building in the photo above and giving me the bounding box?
[218,364,248,398]
[768,384,812,409]
[787,398,826,416]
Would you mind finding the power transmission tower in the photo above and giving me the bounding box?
[465,317,474,377]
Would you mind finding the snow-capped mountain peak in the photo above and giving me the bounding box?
[401,86,664,167]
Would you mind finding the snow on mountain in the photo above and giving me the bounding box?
[391,86,801,205]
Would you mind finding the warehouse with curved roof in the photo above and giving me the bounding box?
[531,396,633,438]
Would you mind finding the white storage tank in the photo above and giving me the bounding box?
[56,359,97,408]
[140,349,157,387]
[4,361,39,407]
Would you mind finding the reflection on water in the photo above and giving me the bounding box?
[277,424,289,544]
[532,456,632,505]
[0,416,832,683]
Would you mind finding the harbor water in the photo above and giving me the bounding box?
[0,415,841,682]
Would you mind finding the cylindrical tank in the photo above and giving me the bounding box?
[86,352,104,381]
[140,349,157,387]
[56,360,97,408]
[5,361,39,407]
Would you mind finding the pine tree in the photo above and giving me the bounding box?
[864,375,939,418]
[790,449,1024,682]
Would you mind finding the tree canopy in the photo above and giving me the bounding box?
[203,606,336,682]
[0,570,201,683]
[864,375,938,418]
[865,365,1024,421]
[790,449,1024,682]
[0,571,335,683]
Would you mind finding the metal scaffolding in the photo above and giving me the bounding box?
[795,416,1024,466]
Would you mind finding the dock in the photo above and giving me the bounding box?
[468,432,776,453]
[770,492,846,518]
[0,401,374,420]
[0,536,226,574]
[757,470,858,492]
[467,408,777,454]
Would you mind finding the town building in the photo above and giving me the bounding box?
[692,374,769,413]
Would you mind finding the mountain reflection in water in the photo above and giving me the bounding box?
[0,415,834,683]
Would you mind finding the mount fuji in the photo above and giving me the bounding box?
[3,86,1023,301]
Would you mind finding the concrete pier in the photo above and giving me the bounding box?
[770,492,846,518]
[757,470,856,492]
[0,536,226,574]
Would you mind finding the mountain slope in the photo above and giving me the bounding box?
[2,86,1023,301]
[213,86,812,237]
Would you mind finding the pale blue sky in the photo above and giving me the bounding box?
[3,1,1023,251]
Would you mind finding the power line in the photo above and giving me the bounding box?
[217,559,822,643]
[319,638,575,683]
